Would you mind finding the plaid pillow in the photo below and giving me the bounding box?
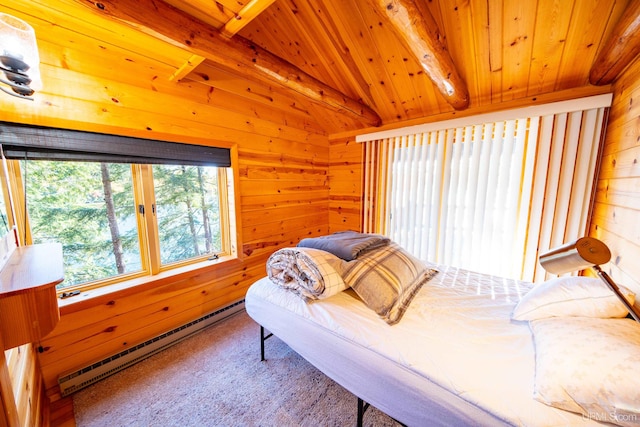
[342,243,437,325]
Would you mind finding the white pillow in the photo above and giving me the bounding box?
[512,276,636,320]
[530,317,640,426]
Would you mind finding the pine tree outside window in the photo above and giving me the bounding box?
[24,161,141,287]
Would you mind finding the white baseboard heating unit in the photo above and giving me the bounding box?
[58,299,245,397]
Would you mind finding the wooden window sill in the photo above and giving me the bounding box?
[57,254,242,315]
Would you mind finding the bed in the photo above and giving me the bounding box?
[245,233,640,427]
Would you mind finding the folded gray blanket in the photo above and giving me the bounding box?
[297,231,390,261]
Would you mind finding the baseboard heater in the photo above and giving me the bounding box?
[58,299,245,397]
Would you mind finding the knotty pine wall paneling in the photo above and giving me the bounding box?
[0,3,331,402]
[4,344,44,427]
[590,58,640,295]
[328,136,363,232]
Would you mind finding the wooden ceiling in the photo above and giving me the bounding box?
[1,0,636,135]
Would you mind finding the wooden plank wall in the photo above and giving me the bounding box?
[591,58,640,295]
[1,233,46,427]
[3,344,45,427]
[0,6,331,405]
[328,137,362,233]
[29,111,329,401]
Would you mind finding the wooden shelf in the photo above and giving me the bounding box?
[0,243,64,350]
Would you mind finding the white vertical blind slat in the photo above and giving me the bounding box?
[464,125,484,270]
[503,119,527,276]
[456,127,474,264]
[565,109,598,241]
[443,129,466,264]
[420,132,436,259]
[408,134,421,254]
[432,130,449,258]
[526,115,553,281]
[580,108,605,234]
[400,135,413,248]
[471,124,492,272]
[482,121,504,273]
[407,134,427,254]
[535,113,568,281]
[494,120,515,273]
[551,111,583,251]
[516,117,540,278]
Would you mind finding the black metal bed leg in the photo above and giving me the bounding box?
[357,397,406,427]
[260,325,273,361]
[357,397,369,427]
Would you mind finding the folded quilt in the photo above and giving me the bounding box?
[266,247,347,301]
[297,231,390,261]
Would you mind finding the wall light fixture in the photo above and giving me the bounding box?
[0,13,41,100]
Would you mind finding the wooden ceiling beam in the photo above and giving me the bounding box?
[589,0,640,85]
[169,55,206,82]
[72,0,382,127]
[221,0,277,38]
[376,0,470,110]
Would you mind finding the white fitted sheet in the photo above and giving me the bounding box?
[245,264,605,426]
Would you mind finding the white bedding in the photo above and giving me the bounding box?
[245,264,609,426]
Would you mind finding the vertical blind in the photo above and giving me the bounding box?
[360,95,611,281]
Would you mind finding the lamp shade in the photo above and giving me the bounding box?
[0,13,42,91]
[539,237,611,275]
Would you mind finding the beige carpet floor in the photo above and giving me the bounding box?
[73,310,399,427]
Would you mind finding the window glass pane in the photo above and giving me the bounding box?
[24,161,142,288]
[152,165,222,265]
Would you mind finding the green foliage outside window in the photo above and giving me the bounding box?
[24,160,222,288]
[153,164,222,264]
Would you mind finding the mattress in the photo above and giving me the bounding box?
[245,263,607,426]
